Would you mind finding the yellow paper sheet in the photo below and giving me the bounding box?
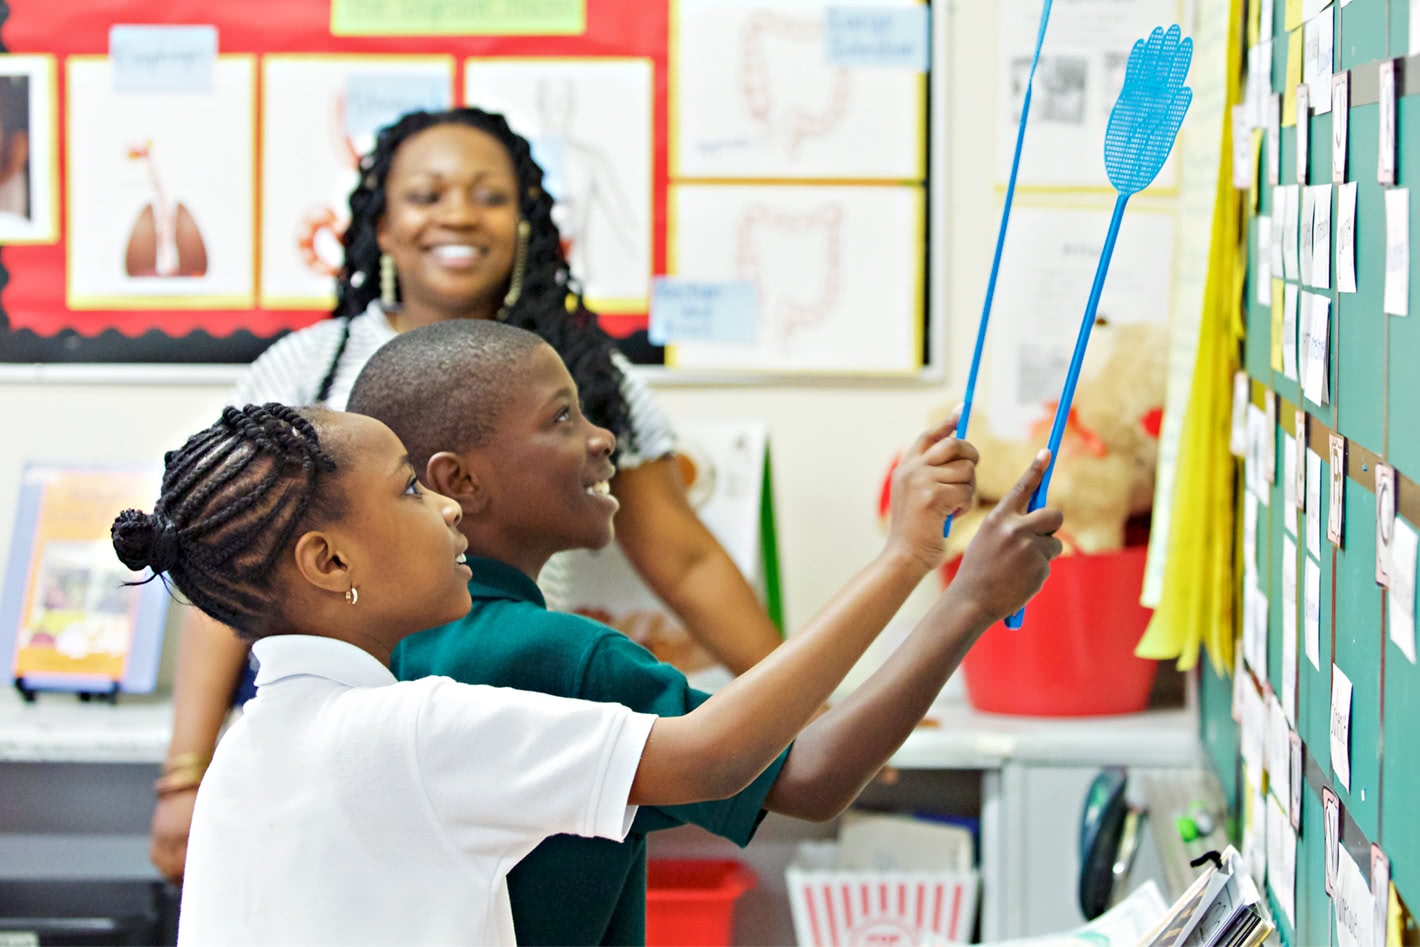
[1284,0,1302,31]
[1136,0,1244,673]
[1282,30,1303,127]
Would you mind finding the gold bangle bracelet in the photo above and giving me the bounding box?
[161,751,211,775]
[154,770,204,797]
[154,772,203,795]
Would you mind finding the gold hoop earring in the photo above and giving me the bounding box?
[345,586,359,606]
[380,253,400,311]
[497,220,530,320]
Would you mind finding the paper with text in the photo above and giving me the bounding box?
[1383,188,1409,315]
[1388,517,1417,663]
[1331,662,1354,790]
[1305,554,1322,670]
[1337,180,1358,293]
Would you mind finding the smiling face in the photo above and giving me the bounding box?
[309,413,473,645]
[466,343,620,577]
[376,123,521,324]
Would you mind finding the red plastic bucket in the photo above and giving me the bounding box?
[946,543,1158,716]
[646,859,757,947]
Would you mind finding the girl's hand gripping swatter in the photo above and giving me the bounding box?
[1005,24,1192,630]
[944,0,1054,538]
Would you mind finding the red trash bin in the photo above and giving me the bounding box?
[946,542,1158,716]
[646,859,757,947]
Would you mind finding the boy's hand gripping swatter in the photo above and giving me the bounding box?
[1005,24,1192,630]
[944,0,1054,538]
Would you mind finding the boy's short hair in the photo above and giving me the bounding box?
[347,320,548,478]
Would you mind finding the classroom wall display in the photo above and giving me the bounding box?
[664,183,923,375]
[66,55,256,311]
[671,0,926,181]
[1200,0,1420,940]
[463,57,654,311]
[0,0,939,376]
[261,55,455,309]
[983,203,1176,438]
[0,55,58,246]
[996,0,1185,192]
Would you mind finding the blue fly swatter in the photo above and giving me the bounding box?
[944,0,1054,538]
[1005,24,1193,630]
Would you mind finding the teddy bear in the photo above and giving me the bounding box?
[893,319,1168,562]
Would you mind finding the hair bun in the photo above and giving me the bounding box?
[111,508,181,575]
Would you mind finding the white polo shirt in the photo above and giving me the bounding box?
[177,635,655,946]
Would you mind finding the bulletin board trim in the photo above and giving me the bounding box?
[0,0,951,386]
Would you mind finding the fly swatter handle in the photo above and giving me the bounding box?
[942,407,974,538]
[1006,195,1128,630]
[1003,478,1054,629]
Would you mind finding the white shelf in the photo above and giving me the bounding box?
[893,699,1201,770]
[0,687,1200,771]
[0,690,173,764]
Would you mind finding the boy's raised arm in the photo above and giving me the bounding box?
[630,415,1019,807]
[765,450,1064,820]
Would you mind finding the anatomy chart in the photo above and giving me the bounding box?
[673,0,925,180]
[667,184,922,375]
[1,0,936,372]
[464,58,653,309]
[261,56,455,309]
[65,56,255,309]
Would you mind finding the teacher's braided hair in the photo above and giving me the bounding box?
[319,107,632,456]
[110,404,343,641]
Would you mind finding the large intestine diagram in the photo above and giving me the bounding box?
[740,11,851,157]
[734,201,842,348]
[123,140,208,278]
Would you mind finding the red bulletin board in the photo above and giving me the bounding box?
[0,0,670,364]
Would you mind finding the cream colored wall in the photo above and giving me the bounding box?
[0,2,1001,672]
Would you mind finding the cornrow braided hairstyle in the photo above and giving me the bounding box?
[323,107,633,457]
[110,403,344,641]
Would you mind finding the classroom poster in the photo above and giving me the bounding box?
[260,56,455,309]
[463,57,654,310]
[0,0,936,373]
[0,55,59,245]
[997,0,1186,191]
[65,56,257,312]
[0,465,168,694]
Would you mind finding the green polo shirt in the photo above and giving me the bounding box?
[390,557,788,946]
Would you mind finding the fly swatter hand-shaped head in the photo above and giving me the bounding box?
[1104,24,1192,195]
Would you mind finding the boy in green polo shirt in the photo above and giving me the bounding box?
[347,320,1062,946]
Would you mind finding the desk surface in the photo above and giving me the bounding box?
[0,688,1199,769]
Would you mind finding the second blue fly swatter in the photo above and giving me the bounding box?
[1006,24,1193,630]
[944,0,1054,538]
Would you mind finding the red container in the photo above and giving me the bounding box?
[646,859,757,947]
[945,542,1158,716]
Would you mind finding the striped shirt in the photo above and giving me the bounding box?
[231,302,678,608]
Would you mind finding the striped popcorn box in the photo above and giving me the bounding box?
[786,841,978,946]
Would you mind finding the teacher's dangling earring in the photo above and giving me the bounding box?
[345,586,359,606]
[497,220,530,320]
[380,253,400,312]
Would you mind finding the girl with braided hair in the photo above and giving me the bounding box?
[112,403,992,946]
[151,106,784,886]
